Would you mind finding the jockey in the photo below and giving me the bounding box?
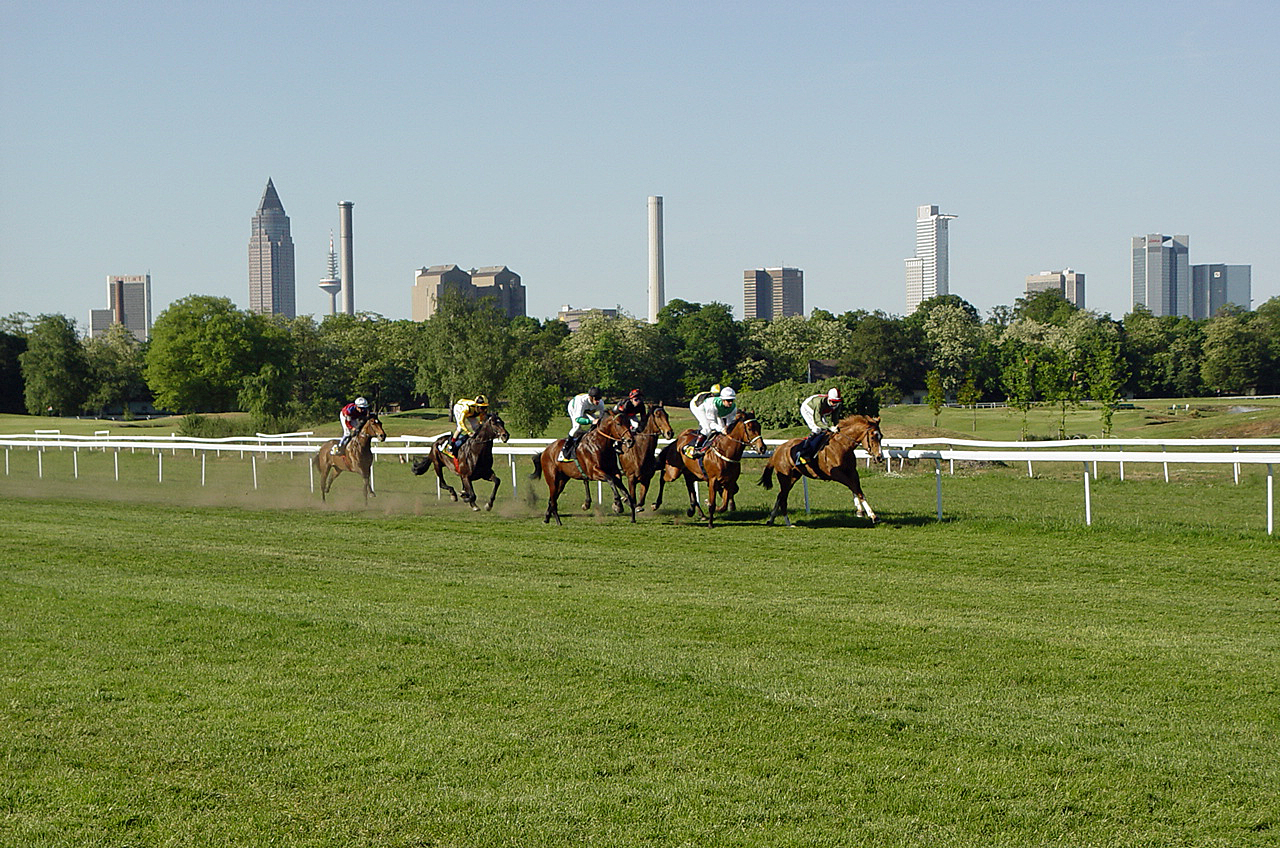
[687,383,721,421]
[562,386,604,460]
[334,396,371,454]
[689,385,736,455]
[613,388,646,432]
[450,394,489,452]
[797,387,842,462]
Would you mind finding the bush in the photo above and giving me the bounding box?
[177,413,246,439]
[738,377,877,429]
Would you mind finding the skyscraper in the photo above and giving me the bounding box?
[905,205,956,313]
[89,274,152,340]
[248,179,296,318]
[1025,269,1085,308]
[1131,234,1189,317]
[743,267,804,320]
[1192,264,1251,317]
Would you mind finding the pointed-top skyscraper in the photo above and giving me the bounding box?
[248,178,296,318]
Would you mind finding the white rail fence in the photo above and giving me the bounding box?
[3,432,1277,535]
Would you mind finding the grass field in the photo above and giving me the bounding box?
[2,437,1278,846]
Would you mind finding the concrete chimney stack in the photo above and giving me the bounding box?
[338,201,354,315]
[648,195,664,323]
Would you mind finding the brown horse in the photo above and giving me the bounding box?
[615,403,675,512]
[758,414,883,526]
[314,414,388,502]
[529,411,636,525]
[410,413,510,511]
[653,412,767,527]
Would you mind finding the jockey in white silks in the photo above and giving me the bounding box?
[562,387,605,460]
[796,387,843,462]
[689,386,737,454]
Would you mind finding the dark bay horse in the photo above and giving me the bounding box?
[411,413,510,511]
[529,411,636,525]
[654,412,767,528]
[615,403,674,512]
[758,414,883,526]
[314,415,388,503]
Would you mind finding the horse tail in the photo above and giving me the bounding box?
[759,462,775,490]
[657,439,678,468]
[410,453,432,476]
[528,452,543,480]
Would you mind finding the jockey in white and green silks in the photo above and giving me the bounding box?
[690,386,737,453]
[562,387,605,460]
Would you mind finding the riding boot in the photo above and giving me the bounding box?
[333,436,348,456]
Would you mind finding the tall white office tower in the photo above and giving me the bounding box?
[648,196,665,324]
[904,204,956,313]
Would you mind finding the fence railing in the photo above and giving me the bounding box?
[3,432,1277,534]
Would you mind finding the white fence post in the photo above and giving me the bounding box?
[1083,462,1092,527]
[935,458,943,521]
[158,452,163,483]
[202,453,207,487]
[38,449,43,479]
[1268,464,1274,537]
[252,456,258,490]
[114,450,118,482]
[73,449,78,480]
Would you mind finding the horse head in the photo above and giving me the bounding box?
[647,403,675,439]
[486,413,510,443]
[733,412,768,454]
[839,414,882,462]
[598,411,635,451]
[365,415,388,443]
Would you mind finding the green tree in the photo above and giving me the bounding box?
[1201,311,1264,395]
[956,371,980,432]
[417,294,513,406]
[145,296,292,413]
[923,303,980,397]
[0,330,27,414]
[838,310,924,398]
[559,314,665,399]
[83,322,147,416]
[925,369,945,427]
[656,300,743,396]
[502,361,562,438]
[19,314,89,416]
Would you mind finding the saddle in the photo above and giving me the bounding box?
[791,431,831,469]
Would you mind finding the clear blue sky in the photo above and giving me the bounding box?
[3,1,1277,325]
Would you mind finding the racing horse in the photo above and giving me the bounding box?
[314,414,388,503]
[613,402,675,513]
[758,414,883,526]
[653,412,767,528]
[529,411,636,524]
[411,413,510,511]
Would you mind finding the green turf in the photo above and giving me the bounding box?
[1,454,1277,846]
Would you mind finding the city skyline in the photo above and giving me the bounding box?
[3,3,1277,325]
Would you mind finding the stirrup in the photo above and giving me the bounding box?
[681,444,697,459]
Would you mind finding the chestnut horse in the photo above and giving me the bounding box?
[653,412,767,528]
[614,403,674,512]
[758,414,883,526]
[410,413,510,511]
[529,411,636,525]
[314,415,388,502]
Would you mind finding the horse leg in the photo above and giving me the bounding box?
[705,479,718,528]
[831,469,877,524]
[483,473,501,511]
[435,460,459,502]
[544,467,565,525]
[581,479,593,512]
[683,472,703,519]
[768,474,796,527]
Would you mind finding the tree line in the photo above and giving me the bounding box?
[5,289,1280,437]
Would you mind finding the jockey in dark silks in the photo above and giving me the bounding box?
[614,388,646,432]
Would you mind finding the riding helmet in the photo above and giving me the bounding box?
[588,387,602,399]
[827,388,842,404]
[355,397,369,409]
